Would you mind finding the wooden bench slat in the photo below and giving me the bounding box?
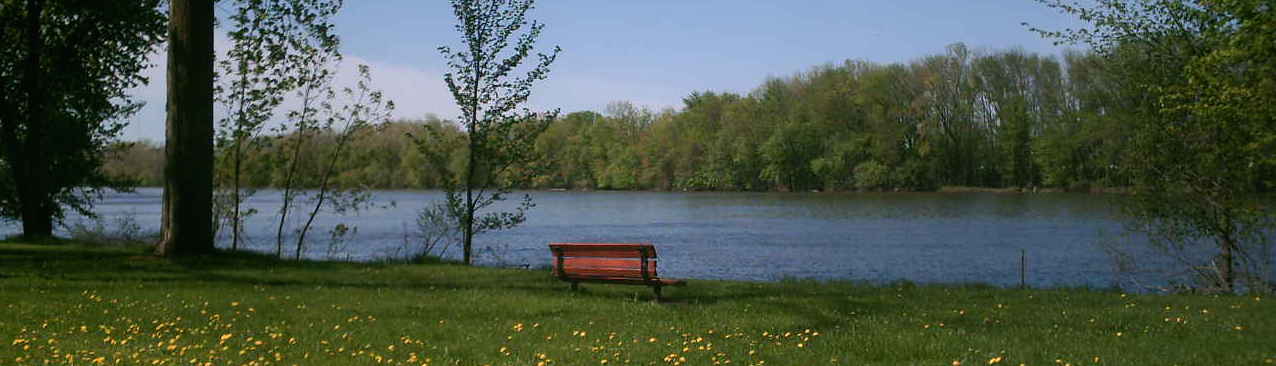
[551,249,651,258]
[568,277,687,286]
[561,268,645,279]
[550,242,655,248]
[554,259,655,279]
[549,243,658,259]
[555,258,655,270]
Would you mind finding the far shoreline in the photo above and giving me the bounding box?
[116,185,1128,194]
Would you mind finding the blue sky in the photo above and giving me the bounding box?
[123,1,1086,141]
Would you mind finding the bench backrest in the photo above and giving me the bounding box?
[549,243,659,281]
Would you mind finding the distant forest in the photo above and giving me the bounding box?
[107,43,1259,192]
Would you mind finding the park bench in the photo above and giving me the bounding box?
[549,242,686,300]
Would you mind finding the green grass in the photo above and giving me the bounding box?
[1,242,1272,366]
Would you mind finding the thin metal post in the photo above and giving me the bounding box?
[1020,249,1027,289]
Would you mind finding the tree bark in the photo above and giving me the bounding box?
[463,142,475,265]
[16,0,53,240]
[1217,237,1235,292]
[156,0,215,256]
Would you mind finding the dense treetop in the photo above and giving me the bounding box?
[108,44,1198,193]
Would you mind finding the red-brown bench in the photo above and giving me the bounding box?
[549,242,686,300]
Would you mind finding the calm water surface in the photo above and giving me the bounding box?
[1,188,1202,288]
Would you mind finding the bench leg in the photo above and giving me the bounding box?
[570,282,578,291]
[653,285,663,301]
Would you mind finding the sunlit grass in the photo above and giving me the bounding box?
[1,242,1272,365]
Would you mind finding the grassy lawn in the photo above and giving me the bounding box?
[1,242,1272,366]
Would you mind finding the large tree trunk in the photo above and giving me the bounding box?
[17,0,52,240]
[156,0,215,256]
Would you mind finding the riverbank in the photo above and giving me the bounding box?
[6,190,1139,287]
[2,242,1272,365]
[119,184,1128,194]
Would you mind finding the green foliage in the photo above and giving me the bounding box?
[189,0,397,259]
[431,0,561,264]
[101,140,164,187]
[0,0,165,237]
[852,161,891,191]
[104,39,1260,200]
[216,0,304,251]
[289,64,394,260]
[1033,0,1276,291]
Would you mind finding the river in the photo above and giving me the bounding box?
[1,188,1248,289]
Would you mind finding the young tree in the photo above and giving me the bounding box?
[429,0,560,265]
[291,65,392,260]
[269,0,342,258]
[0,0,166,240]
[157,0,216,256]
[1032,0,1275,291]
[217,0,296,251]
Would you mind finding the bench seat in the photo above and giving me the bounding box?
[549,242,685,300]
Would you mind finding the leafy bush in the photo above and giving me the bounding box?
[853,161,891,191]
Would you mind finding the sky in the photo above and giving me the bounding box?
[121,0,1088,142]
